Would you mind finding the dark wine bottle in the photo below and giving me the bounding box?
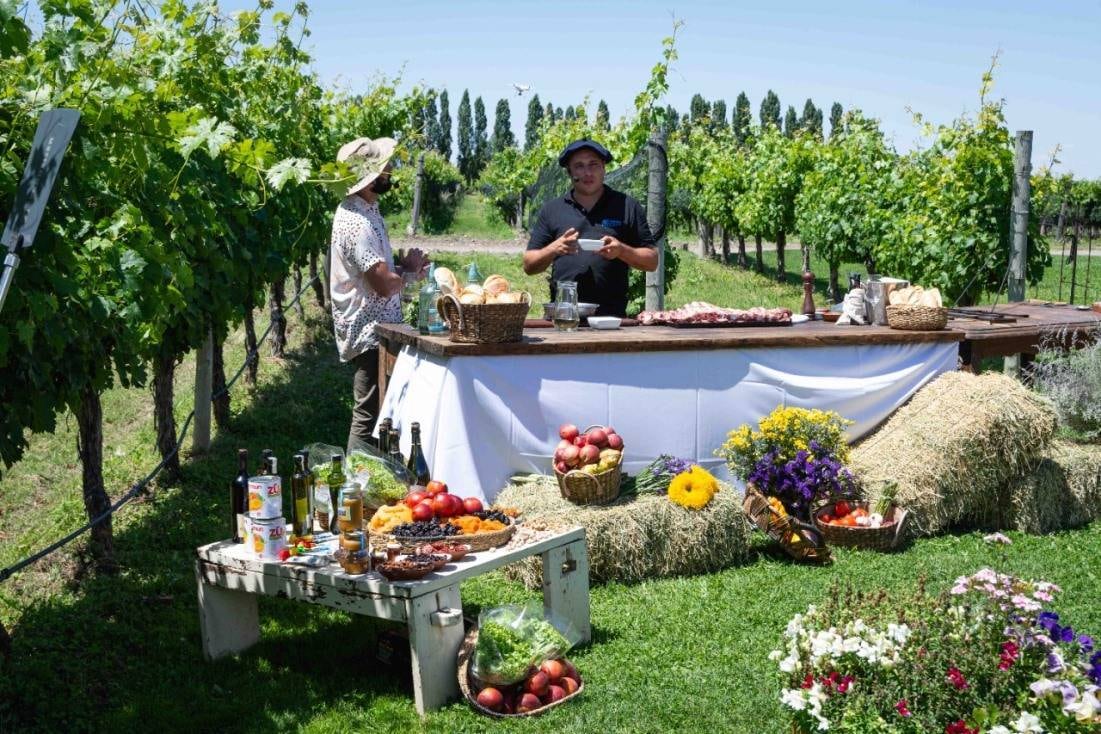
[406,422,431,485]
[232,448,249,542]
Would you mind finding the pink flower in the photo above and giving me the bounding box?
[946,721,978,734]
[895,699,912,717]
[801,673,814,689]
[946,666,970,690]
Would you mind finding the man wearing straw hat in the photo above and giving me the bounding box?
[330,136,427,453]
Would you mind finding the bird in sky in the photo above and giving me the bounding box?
[512,83,532,96]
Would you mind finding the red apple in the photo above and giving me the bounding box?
[431,494,453,518]
[545,684,566,703]
[555,460,569,474]
[444,493,465,516]
[561,676,579,695]
[561,445,580,466]
[525,671,549,696]
[412,501,434,522]
[606,433,624,450]
[425,480,448,496]
[586,428,608,447]
[404,490,428,509]
[517,692,542,713]
[476,686,504,711]
[462,497,484,513]
[579,444,600,465]
[559,423,579,441]
[540,659,565,681]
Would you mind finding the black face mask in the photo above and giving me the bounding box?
[371,176,393,195]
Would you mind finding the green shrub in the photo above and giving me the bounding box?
[1031,330,1101,440]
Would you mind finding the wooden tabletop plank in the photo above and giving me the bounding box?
[375,321,963,357]
[949,304,1101,342]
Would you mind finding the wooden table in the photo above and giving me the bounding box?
[195,527,590,714]
[950,303,1101,370]
[376,321,964,404]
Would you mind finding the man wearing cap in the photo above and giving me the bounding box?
[330,137,427,453]
[523,139,658,316]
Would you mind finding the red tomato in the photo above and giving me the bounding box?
[426,480,448,496]
[834,501,851,517]
[820,514,833,523]
[405,490,428,509]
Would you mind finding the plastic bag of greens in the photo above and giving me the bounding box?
[347,448,409,506]
[471,602,582,685]
[302,443,343,514]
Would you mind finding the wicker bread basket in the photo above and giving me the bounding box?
[886,304,948,331]
[813,502,910,551]
[438,292,531,344]
[457,627,583,718]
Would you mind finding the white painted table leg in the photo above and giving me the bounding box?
[196,562,260,660]
[542,539,591,644]
[406,584,465,715]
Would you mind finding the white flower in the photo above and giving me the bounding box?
[988,727,1011,734]
[983,532,1012,544]
[780,688,807,711]
[768,649,782,661]
[1065,687,1100,721]
[1010,711,1043,732]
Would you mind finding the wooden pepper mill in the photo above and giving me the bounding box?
[801,269,816,316]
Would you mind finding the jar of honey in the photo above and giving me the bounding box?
[337,483,364,533]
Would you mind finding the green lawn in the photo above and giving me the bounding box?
[386,192,518,240]
[0,266,1099,733]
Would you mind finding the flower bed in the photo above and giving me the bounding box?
[771,569,1100,732]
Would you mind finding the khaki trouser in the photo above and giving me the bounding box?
[347,348,380,455]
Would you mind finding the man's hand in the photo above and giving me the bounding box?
[597,235,625,261]
[395,247,430,279]
[546,227,580,258]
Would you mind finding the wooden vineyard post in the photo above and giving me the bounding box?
[193,327,214,454]
[1005,130,1032,378]
[645,127,667,312]
[406,151,425,237]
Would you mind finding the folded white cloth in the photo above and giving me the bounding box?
[837,288,868,325]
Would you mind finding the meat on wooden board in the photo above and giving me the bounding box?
[638,301,793,326]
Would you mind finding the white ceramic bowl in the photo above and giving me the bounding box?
[587,316,622,330]
[577,238,604,252]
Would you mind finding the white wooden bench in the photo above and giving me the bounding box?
[194,527,590,714]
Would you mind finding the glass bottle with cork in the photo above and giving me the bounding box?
[231,448,249,542]
[406,422,431,485]
[290,453,312,538]
[257,448,273,476]
[326,453,346,534]
[378,417,392,454]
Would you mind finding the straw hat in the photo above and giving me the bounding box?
[337,136,397,196]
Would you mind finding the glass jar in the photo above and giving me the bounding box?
[336,531,371,574]
[337,483,364,534]
[553,281,580,332]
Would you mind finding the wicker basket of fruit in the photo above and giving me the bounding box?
[552,424,624,505]
[814,492,910,551]
[369,513,515,554]
[457,627,583,718]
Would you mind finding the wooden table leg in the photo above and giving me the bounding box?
[406,584,465,715]
[195,562,260,660]
[541,539,591,644]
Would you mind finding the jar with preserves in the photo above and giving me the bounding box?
[336,483,364,534]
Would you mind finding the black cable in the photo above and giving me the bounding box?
[0,273,320,583]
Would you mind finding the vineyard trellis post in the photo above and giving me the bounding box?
[192,328,214,454]
[1005,130,1032,377]
[407,151,425,236]
[646,127,668,312]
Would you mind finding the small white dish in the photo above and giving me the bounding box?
[577,238,604,251]
[791,314,810,324]
[587,316,622,329]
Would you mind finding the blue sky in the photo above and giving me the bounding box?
[279,1,1099,176]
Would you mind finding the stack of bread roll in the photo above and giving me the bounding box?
[435,268,524,304]
[888,285,943,308]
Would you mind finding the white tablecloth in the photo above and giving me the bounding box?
[378,342,958,502]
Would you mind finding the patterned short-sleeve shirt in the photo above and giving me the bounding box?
[329,195,401,361]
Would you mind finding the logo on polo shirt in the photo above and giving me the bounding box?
[600,218,623,228]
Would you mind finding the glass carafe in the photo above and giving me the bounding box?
[554,281,580,332]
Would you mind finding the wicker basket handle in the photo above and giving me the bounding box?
[438,293,463,332]
[563,467,601,490]
[892,508,911,546]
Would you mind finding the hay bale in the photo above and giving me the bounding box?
[496,477,751,588]
[1005,440,1101,534]
[851,371,1057,536]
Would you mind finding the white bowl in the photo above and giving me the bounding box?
[577,238,604,251]
[587,316,622,329]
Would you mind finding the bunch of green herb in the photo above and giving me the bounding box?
[472,621,534,684]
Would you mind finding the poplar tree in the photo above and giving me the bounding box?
[525,94,543,150]
[438,89,452,160]
[457,90,474,181]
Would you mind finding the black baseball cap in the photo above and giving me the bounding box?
[558,139,613,168]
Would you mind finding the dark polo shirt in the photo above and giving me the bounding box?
[526,186,655,317]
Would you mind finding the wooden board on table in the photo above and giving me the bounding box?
[374,320,962,358]
[667,319,792,328]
